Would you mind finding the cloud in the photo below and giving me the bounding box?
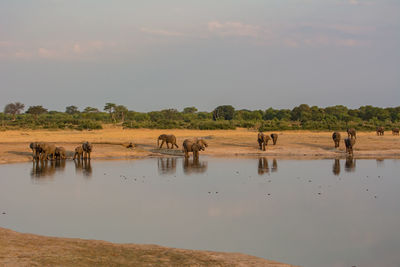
[139,27,184,37]
[208,21,262,38]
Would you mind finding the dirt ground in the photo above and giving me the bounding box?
[0,126,399,164]
[0,227,295,267]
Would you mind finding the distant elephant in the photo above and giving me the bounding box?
[347,128,356,139]
[344,137,356,155]
[38,143,57,161]
[73,146,84,160]
[55,147,66,160]
[332,132,341,148]
[182,139,208,159]
[257,132,271,151]
[157,134,179,149]
[376,127,384,136]
[82,142,92,159]
[392,128,399,135]
[270,133,278,145]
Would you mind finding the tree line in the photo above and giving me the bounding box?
[2,102,400,131]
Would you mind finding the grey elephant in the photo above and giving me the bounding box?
[182,139,208,159]
[55,147,66,160]
[376,127,384,136]
[38,143,57,161]
[157,134,179,149]
[73,146,84,160]
[257,132,271,151]
[347,128,356,139]
[332,132,341,148]
[82,142,92,159]
[344,137,356,155]
[393,128,399,135]
[270,133,278,145]
[29,142,41,160]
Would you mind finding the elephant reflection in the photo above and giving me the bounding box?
[74,159,92,177]
[158,157,177,175]
[332,158,341,176]
[376,158,384,167]
[258,157,269,175]
[345,156,356,172]
[271,158,278,172]
[31,159,66,179]
[183,158,208,175]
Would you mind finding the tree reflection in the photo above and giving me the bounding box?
[183,158,207,175]
[158,157,177,175]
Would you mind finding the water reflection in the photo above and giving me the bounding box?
[345,156,356,172]
[158,157,177,175]
[31,160,66,179]
[332,159,341,176]
[258,158,269,175]
[183,158,207,175]
[74,159,92,177]
[272,158,278,172]
[376,158,384,167]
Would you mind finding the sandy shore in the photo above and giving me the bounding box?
[0,126,399,164]
[0,227,295,267]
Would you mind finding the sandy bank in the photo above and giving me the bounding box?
[0,227,294,267]
[0,127,399,164]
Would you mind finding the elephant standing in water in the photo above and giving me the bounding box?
[55,147,66,160]
[257,133,271,151]
[73,142,92,160]
[393,128,400,135]
[270,134,278,145]
[344,138,356,156]
[73,146,84,160]
[30,142,42,160]
[347,128,356,139]
[376,127,384,136]
[38,143,57,161]
[332,132,341,148]
[183,139,208,159]
[157,134,179,149]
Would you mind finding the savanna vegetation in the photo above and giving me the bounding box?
[1,102,399,131]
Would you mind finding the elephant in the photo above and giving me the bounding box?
[270,133,278,145]
[332,132,341,148]
[344,137,356,155]
[257,132,271,151]
[182,139,208,159]
[82,142,92,159]
[392,128,399,135]
[157,134,179,149]
[376,127,384,136]
[38,143,57,161]
[347,128,356,139]
[55,147,66,160]
[73,146,84,160]
[29,142,41,160]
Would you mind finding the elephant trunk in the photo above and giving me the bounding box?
[157,138,159,148]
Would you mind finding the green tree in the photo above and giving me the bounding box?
[83,107,100,113]
[213,105,235,120]
[65,105,79,114]
[104,103,116,122]
[26,105,48,120]
[183,107,198,114]
[4,102,25,121]
[115,105,128,122]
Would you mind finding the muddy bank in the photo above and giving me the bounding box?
[0,227,294,267]
[0,128,399,164]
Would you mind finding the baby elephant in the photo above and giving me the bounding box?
[73,146,84,160]
[257,132,271,151]
[270,133,278,145]
[332,132,341,148]
[157,134,179,149]
[55,147,66,160]
[344,138,356,155]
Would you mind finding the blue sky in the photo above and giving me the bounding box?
[1,0,399,112]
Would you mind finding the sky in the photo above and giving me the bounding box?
[1,0,399,112]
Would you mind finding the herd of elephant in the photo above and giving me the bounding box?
[29,142,92,161]
[29,127,399,161]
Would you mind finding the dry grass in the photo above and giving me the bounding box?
[0,227,295,267]
[0,126,400,164]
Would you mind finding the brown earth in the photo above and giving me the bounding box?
[0,227,295,267]
[0,126,399,164]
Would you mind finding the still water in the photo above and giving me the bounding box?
[0,157,399,267]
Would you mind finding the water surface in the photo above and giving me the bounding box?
[0,157,399,267]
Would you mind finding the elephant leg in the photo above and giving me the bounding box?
[174,143,179,148]
[160,140,165,148]
[166,142,170,149]
[88,152,91,160]
[184,150,189,158]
